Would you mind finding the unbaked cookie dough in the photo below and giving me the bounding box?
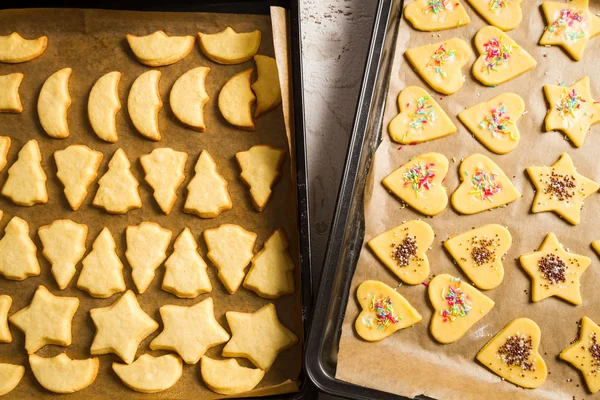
[404,0,471,32]
[560,316,600,393]
[465,0,524,31]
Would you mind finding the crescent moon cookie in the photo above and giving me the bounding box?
[127,31,194,67]
[0,73,24,113]
[38,68,72,138]
[219,69,256,131]
[405,38,472,95]
[128,70,163,141]
[54,144,103,210]
[0,295,11,343]
[539,0,600,61]
[451,153,521,214]
[113,354,182,393]
[519,233,591,305]
[560,316,600,393]
[382,152,449,216]
[458,92,525,154]
[543,76,600,147]
[472,26,536,87]
[88,71,121,143]
[388,86,456,144]
[2,139,47,207]
[29,354,99,394]
[170,67,210,131]
[465,0,524,31]
[404,0,470,31]
[477,318,548,388]
[0,363,25,396]
[198,27,261,64]
[251,55,282,117]
[0,32,47,63]
[367,220,434,285]
[354,280,422,342]
[201,356,265,395]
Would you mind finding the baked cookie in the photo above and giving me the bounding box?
[126,222,172,294]
[140,147,187,214]
[184,150,232,218]
[404,0,470,31]
[198,27,261,64]
[0,295,11,343]
[0,216,40,280]
[29,354,99,394]
[465,0,524,31]
[88,71,121,143]
[200,356,265,395]
[113,354,182,393]
[0,32,47,63]
[170,67,210,131]
[251,55,282,117]
[128,70,162,141]
[93,148,142,214]
[219,69,256,131]
[0,363,25,396]
[0,136,10,172]
[38,68,72,138]
[0,73,23,113]
[236,145,286,211]
[127,31,194,67]
[2,139,47,207]
[560,316,600,393]
[54,144,103,210]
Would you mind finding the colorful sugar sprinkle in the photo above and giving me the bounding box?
[489,0,511,11]
[403,161,436,197]
[368,295,401,330]
[481,36,515,74]
[479,103,516,139]
[427,44,456,78]
[548,8,586,40]
[409,95,436,131]
[441,277,472,322]
[470,167,501,201]
[556,88,585,119]
[423,0,453,14]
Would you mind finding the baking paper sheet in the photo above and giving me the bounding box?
[0,7,302,399]
[336,1,600,399]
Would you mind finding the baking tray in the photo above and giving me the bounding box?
[304,0,414,398]
[2,0,314,399]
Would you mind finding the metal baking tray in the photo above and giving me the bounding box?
[305,0,413,398]
[3,0,314,398]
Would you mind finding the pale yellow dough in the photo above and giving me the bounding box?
[0,295,11,343]
[90,290,158,364]
[38,219,88,290]
[0,216,40,281]
[170,66,210,131]
[527,153,599,225]
[0,363,25,396]
[219,69,256,131]
[354,280,422,342]
[472,26,536,87]
[388,86,456,144]
[466,0,524,31]
[451,153,521,214]
[458,92,524,154]
[444,224,511,290]
[9,285,78,354]
[54,144,103,210]
[477,318,547,388]
[126,222,172,294]
[539,0,600,61]
[93,148,142,214]
[367,220,433,285]
[113,354,182,393]
[0,73,23,113]
[0,33,47,63]
[404,0,470,31]
[560,316,600,393]
[2,139,48,207]
[236,145,286,211]
[127,31,194,67]
[88,71,121,143]
[543,77,600,147]
[200,356,265,395]
[198,27,261,65]
[38,68,71,138]
[382,152,449,216]
[184,150,232,218]
[428,274,494,344]
[252,55,282,117]
[0,136,10,172]
[128,70,162,141]
[222,303,298,371]
[29,354,99,394]
[519,233,590,305]
[405,38,472,95]
[140,147,187,214]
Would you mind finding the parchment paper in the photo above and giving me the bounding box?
[336,1,600,399]
[0,7,302,399]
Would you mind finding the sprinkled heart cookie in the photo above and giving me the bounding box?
[539,0,600,61]
[560,316,600,393]
[519,233,591,305]
[367,220,434,285]
[458,92,525,154]
[477,318,547,388]
[543,77,600,147]
[388,86,456,144]
[472,26,536,87]
[451,153,521,214]
[405,38,472,95]
[428,274,494,344]
[354,280,422,342]
[444,224,511,290]
[404,0,471,32]
[527,153,599,225]
[465,0,524,31]
[382,152,449,216]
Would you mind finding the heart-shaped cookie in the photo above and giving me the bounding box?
[428,274,494,344]
[477,318,548,389]
[367,220,434,285]
[405,38,472,95]
[466,0,524,31]
[458,92,525,154]
[451,153,521,214]
[444,224,511,290]
[382,152,449,216]
[404,0,471,32]
[388,86,456,144]
[472,26,536,87]
[355,280,422,342]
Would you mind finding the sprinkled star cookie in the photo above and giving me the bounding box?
[2,139,47,207]
[543,76,600,147]
[201,356,265,395]
[404,0,471,32]
[560,316,600,393]
[0,363,25,396]
[387,86,456,144]
[0,216,40,281]
[527,153,599,225]
[113,354,182,393]
[93,148,142,214]
[29,353,99,394]
[465,0,524,31]
[367,220,434,285]
[382,152,449,216]
[0,73,23,113]
[0,295,12,343]
[519,233,591,305]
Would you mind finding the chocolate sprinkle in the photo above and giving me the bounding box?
[544,171,576,202]
[589,333,600,373]
[471,238,495,266]
[497,334,536,372]
[391,235,418,267]
[538,253,566,285]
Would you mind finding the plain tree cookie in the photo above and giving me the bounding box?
[0,32,47,63]
[140,147,187,214]
[198,27,261,64]
[404,0,470,31]
[127,31,194,67]
[0,73,23,113]
[184,150,232,218]
[0,363,25,396]
[465,0,524,31]
[93,148,142,214]
[170,67,210,131]
[219,69,256,131]
[38,68,72,138]
[2,139,47,207]
[29,354,99,394]
[560,317,600,393]
[0,216,40,281]
[200,356,265,395]
[0,295,11,343]
[251,55,282,117]
[88,71,121,143]
[128,70,163,141]
[113,354,183,393]
[54,144,103,210]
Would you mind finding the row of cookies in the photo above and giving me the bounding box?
[0,287,297,395]
[0,139,285,214]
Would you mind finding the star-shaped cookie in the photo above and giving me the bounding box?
[222,303,298,371]
[150,298,230,364]
[89,290,158,364]
[539,0,600,61]
[519,233,591,305]
[543,77,600,147]
[560,316,600,393]
[527,153,599,225]
[9,285,79,353]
